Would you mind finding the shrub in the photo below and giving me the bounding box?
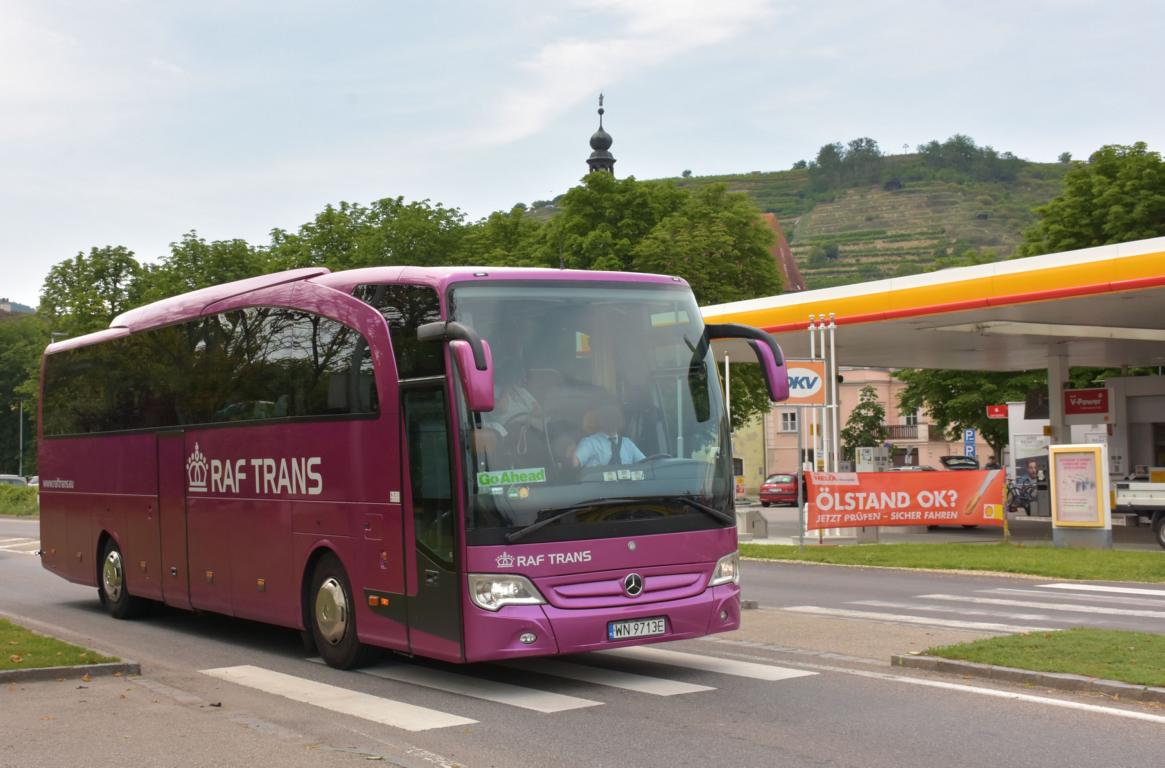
[0,485,38,517]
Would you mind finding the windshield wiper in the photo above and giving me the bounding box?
[505,498,642,544]
[674,496,735,525]
[504,496,734,544]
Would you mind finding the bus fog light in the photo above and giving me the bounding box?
[468,574,546,611]
[707,552,740,586]
[519,632,537,644]
[719,609,728,621]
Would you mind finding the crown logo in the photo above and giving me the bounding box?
[187,442,209,492]
[495,551,515,568]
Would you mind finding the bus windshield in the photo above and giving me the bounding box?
[450,282,733,546]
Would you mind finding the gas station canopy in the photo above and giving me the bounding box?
[704,237,1165,372]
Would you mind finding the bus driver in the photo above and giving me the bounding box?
[574,404,646,467]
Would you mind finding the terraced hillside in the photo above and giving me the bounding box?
[678,156,1067,289]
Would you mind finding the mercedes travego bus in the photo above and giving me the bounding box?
[38,267,788,668]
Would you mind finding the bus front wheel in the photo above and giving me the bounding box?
[99,539,145,619]
[309,554,378,669]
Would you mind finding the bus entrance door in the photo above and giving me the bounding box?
[157,432,192,609]
[401,384,464,662]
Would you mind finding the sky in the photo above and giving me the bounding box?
[2,0,1163,307]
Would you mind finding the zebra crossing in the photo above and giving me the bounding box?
[784,582,1165,635]
[0,537,39,556]
[204,647,817,731]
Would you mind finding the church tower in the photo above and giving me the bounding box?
[585,94,616,175]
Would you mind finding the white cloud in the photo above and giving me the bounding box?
[472,0,780,145]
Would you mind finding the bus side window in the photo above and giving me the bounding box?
[353,284,443,380]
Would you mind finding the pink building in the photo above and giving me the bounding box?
[734,368,995,493]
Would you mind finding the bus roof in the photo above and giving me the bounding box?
[108,267,330,334]
[47,266,687,354]
[310,266,686,295]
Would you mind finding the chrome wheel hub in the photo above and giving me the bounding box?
[315,577,348,646]
[102,550,124,602]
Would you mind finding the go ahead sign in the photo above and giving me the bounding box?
[784,359,827,405]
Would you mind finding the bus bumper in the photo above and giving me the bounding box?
[463,583,740,663]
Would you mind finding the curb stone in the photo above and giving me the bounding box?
[892,654,1165,704]
[0,661,140,684]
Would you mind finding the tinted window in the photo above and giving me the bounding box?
[205,308,376,422]
[354,284,443,379]
[42,309,376,436]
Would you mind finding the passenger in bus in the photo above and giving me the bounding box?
[574,404,646,467]
[476,368,548,465]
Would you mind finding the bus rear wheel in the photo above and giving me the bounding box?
[309,554,378,669]
[99,539,145,619]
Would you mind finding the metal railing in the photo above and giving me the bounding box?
[884,424,949,442]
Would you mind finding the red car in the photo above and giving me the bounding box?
[760,473,799,507]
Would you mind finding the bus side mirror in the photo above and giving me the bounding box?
[451,339,495,412]
[704,323,789,402]
[418,321,495,412]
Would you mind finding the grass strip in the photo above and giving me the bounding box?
[0,618,118,671]
[739,542,1165,583]
[926,628,1165,688]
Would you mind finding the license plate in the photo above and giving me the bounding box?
[608,616,666,641]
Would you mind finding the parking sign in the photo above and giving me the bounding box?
[963,428,976,458]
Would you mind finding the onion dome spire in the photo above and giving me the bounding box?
[586,93,616,175]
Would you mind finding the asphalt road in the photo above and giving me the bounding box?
[2,516,1163,768]
[740,559,1165,635]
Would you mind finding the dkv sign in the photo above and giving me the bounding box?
[785,359,827,405]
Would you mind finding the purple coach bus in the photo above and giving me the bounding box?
[38,267,788,668]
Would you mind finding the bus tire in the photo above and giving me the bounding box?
[99,538,146,619]
[1152,513,1165,551]
[309,554,378,670]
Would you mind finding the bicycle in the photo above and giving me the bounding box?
[1006,479,1038,515]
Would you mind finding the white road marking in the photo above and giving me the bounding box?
[362,663,601,713]
[601,646,818,681]
[919,593,1165,619]
[852,600,1059,623]
[0,537,29,544]
[717,653,1165,726]
[0,538,39,555]
[783,605,1054,633]
[987,587,1165,608]
[202,665,476,731]
[1037,583,1165,598]
[500,658,715,696]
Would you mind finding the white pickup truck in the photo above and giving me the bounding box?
[1113,479,1165,549]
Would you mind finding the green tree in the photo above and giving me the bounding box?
[631,183,781,304]
[39,246,143,338]
[456,205,542,266]
[1058,151,1072,164]
[0,315,47,475]
[270,197,468,270]
[840,385,889,461]
[1020,142,1165,256]
[894,369,1045,461]
[529,172,687,272]
[139,231,277,303]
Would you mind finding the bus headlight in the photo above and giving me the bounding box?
[468,574,547,612]
[707,552,740,586]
